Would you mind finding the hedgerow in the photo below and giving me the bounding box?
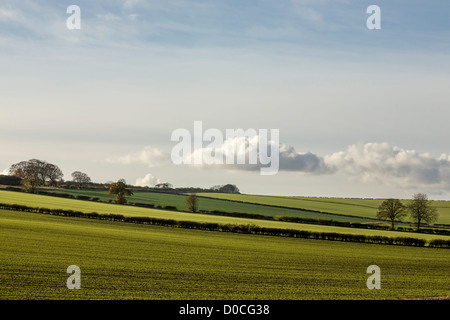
[0,202,443,248]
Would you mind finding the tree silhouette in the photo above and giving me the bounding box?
[407,193,438,232]
[376,199,407,230]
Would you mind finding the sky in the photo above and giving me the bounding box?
[1,0,450,199]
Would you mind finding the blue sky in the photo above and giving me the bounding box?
[1,0,450,199]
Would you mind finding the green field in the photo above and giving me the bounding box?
[1,190,448,241]
[1,209,449,300]
[199,193,450,225]
[38,188,379,223]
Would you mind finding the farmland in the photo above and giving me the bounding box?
[37,188,381,223]
[0,190,448,241]
[1,209,449,300]
[1,188,449,300]
[198,193,450,225]
[28,188,450,225]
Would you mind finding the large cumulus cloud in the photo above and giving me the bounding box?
[186,139,450,189]
[324,142,450,189]
[108,140,450,191]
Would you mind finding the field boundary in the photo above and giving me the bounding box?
[1,202,449,248]
[259,194,380,209]
[2,188,449,236]
[196,194,402,224]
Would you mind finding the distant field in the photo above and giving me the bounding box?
[199,193,450,225]
[1,209,449,300]
[0,190,448,242]
[30,188,380,224]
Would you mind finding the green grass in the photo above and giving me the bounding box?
[199,193,450,225]
[0,209,449,299]
[40,188,378,223]
[1,190,448,241]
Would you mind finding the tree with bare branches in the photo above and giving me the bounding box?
[377,199,407,230]
[71,171,91,189]
[407,193,438,232]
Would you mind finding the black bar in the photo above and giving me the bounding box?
[0,300,448,319]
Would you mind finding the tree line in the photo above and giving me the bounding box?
[4,159,240,195]
[9,159,63,191]
[6,159,135,205]
[377,194,439,232]
[7,159,92,192]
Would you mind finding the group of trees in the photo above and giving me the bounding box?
[210,184,240,194]
[6,160,241,195]
[377,193,439,231]
[8,159,92,192]
[9,159,63,192]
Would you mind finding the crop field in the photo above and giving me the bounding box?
[38,189,378,223]
[199,193,450,225]
[0,209,449,300]
[1,190,448,241]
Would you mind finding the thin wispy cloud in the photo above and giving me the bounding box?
[1,0,448,53]
[106,147,167,168]
[1,1,449,198]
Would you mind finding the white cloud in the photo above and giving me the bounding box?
[323,142,450,189]
[106,146,167,168]
[185,134,279,174]
[181,139,450,191]
[185,135,327,174]
[108,141,450,192]
[135,173,161,187]
[1,168,9,175]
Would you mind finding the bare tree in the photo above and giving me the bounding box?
[71,171,91,189]
[10,159,43,187]
[407,193,438,232]
[376,199,407,230]
[17,167,39,192]
[9,159,63,188]
[9,159,63,191]
[45,163,63,187]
